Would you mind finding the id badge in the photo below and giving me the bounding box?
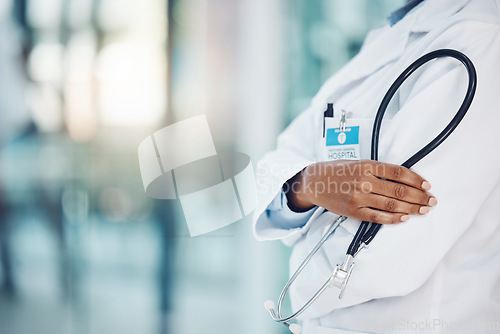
[324,126,361,161]
[320,105,390,162]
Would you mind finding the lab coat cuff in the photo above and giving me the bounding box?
[253,156,316,243]
[254,188,321,245]
[268,190,316,229]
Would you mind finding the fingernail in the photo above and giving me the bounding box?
[419,206,430,214]
[422,181,432,190]
[401,215,410,222]
[428,197,438,207]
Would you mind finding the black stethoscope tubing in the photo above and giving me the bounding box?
[347,49,477,256]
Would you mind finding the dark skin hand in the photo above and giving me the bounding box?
[285,160,437,224]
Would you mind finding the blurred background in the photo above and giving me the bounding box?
[0,0,404,333]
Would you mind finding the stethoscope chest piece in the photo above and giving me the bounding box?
[330,254,355,299]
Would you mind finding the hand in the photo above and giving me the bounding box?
[285,160,437,224]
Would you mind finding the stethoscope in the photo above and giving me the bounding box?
[265,49,477,334]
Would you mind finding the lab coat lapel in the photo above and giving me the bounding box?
[410,0,471,33]
[377,0,475,165]
[331,0,472,98]
[326,13,417,106]
[341,18,415,86]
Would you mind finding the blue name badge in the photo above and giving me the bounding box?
[324,126,360,161]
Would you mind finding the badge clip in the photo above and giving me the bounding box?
[340,109,347,133]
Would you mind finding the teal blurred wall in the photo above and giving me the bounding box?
[0,1,404,334]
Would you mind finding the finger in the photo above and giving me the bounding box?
[360,193,430,215]
[356,207,410,225]
[367,162,431,190]
[370,177,436,206]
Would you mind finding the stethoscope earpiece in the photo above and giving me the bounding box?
[264,300,275,312]
[289,323,302,333]
[264,300,302,333]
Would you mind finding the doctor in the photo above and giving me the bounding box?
[254,0,500,333]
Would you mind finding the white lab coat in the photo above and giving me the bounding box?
[254,0,500,333]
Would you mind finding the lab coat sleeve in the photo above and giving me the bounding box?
[253,100,323,245]
[265,190,317,230]
[290,21,500,318]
